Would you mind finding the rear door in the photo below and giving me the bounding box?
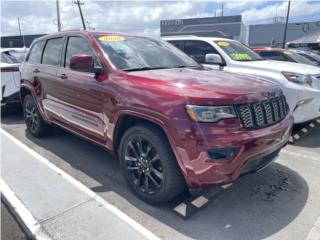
[20,40,46,105]
[54,35,105,142]
[40,37,66,117]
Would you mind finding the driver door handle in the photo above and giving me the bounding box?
[59,73,68,79]
[33,68,40,73]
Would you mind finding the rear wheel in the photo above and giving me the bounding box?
[23,95,52,137]
[119,124,186,205]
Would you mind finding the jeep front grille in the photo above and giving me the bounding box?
[236,95,289,130]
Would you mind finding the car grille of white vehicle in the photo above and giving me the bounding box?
[237,95,289,130]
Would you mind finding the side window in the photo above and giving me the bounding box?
[168,40,182,50]
[184,40,219,64]
[65,36,96,69]
[258,51,289,61]
[27,40,45,64]
[42,38,64,66]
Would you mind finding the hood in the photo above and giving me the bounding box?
[127,68,282,104]
[235,60,320,75]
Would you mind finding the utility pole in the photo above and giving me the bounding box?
[17,17,26,47]
[56,0,62,31]
[74,0,86,30]
[221,3,224,16]
[282,0,291,48]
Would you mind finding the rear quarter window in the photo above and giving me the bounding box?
[27,40,45,64]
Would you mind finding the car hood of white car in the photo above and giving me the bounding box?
[234,60,320,75]
[0,62,20,68]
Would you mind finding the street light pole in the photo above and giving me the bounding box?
[56,0,62,32]
[282,0,291,48]
[17,17,26,47]
[74,0,86,30]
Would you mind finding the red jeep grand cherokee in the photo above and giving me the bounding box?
[20,31,293,204]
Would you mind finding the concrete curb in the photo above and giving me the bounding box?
[1,179,52,240]
[1,128,161,240]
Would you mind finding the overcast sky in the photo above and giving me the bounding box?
[1,0,320,36]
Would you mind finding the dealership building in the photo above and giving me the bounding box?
[248,21,320,47]
[160,15,247,43]
[160,15,320,48]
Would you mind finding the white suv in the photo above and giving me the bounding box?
[163,36,320,124]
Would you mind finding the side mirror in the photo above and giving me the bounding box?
[205,53,223,65]
[70,54,96,73]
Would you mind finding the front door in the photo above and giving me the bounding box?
[54,35,106,143]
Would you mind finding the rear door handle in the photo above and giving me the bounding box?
[33,68,40,73]
[58,74,68,79]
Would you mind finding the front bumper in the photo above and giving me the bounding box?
[282,81,320,124]
[170,115,293,190]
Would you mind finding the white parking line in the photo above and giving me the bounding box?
[0,128,161,240]
[281,149,320,162]
[305,215,320,240]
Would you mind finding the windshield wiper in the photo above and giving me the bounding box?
[124,66,167,72]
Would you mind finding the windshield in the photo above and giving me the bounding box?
[214,40,263,61]
[1,52,14,64]
[299,53,320,65]
[96,35,199,71]
[283,51,317,66]
[8,51,27,63]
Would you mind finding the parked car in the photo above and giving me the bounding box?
[252,48,318,67]
[291,50,320,66]
[20,31,293,204]
[164,36,320,124]
[1,48,28,115]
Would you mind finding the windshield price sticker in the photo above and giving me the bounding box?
[98,36,126,42]
[230,53,252,60]
[283,51,293,55]
[217,41,230,47]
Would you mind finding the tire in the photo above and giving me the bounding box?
[23,94,52,137]
[119,124,186,205]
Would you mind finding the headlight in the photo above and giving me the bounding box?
[185,105,237,122]
[282,72,312,87]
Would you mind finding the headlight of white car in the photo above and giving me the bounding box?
[282,72,312,87]
[185,105,237,122]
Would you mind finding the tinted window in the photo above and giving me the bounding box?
[28,41,45,64]
[258,51,289,61]
[42,38,64,66]
[168,40,182,50]
[96,35,199,71]
[65,37,96,68]
[184,41,218,63]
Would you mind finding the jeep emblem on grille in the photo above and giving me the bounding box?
[267,92,276,98]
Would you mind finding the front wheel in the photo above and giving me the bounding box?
[23,95,52,137]
[119,124,186,205]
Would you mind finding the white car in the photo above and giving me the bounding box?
[163,36,320,124]
[1,48,28,115]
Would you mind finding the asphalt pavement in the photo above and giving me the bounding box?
[1,108,320,240]
[1,200,28,240]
